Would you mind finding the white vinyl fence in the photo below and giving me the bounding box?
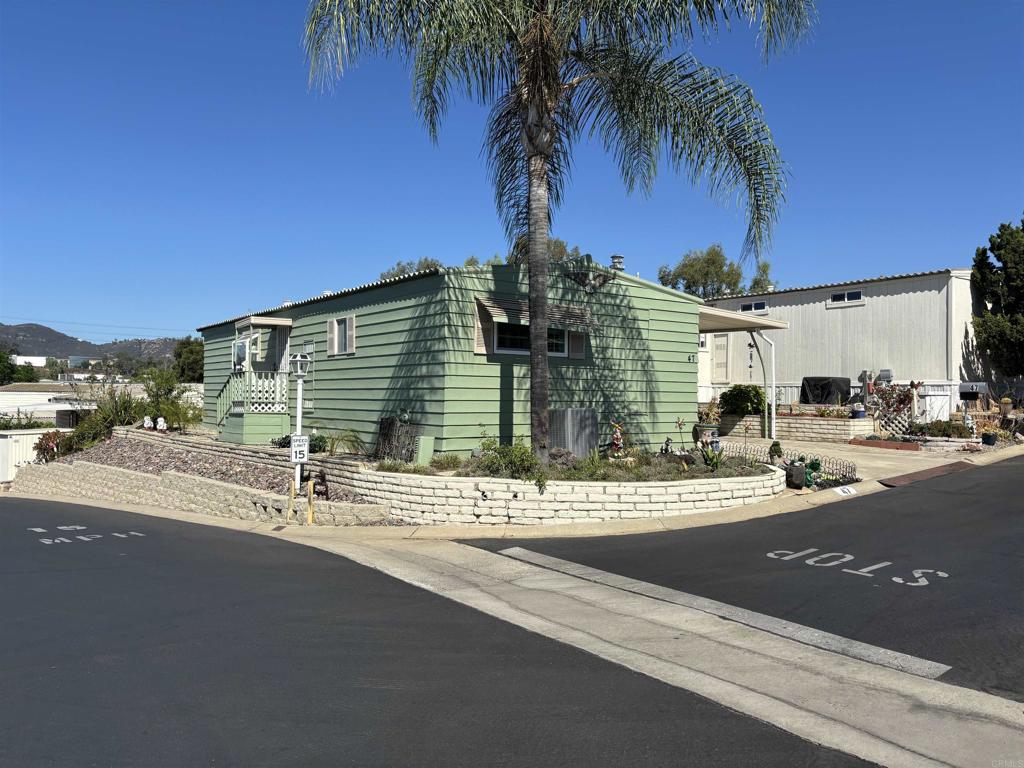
[0,428,71,483]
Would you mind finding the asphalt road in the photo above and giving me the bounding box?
[0,496,872,768]
[472,455,1024,701]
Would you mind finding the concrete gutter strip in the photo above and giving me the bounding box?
[283,536,1023,768]
[499,546,952,679]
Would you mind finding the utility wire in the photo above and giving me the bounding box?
[0,316,193,333]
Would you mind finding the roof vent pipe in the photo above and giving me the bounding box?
[610,254,625,271]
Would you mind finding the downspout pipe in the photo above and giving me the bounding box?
[754,330,777,440]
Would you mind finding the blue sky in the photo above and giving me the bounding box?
[1,1,1022,343]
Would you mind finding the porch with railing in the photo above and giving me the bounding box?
[216,371,290,424]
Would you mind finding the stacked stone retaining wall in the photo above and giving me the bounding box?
[101,429,787,525]
[720,414,875,443]
[12,461,386,526]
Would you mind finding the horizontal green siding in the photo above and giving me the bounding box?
[201,325,235,429]
[439,267,699,453]
[201,264,699,456]
[275,276,449,449]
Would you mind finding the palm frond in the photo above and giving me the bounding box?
[568,42,786,258]
[484,86,573,252]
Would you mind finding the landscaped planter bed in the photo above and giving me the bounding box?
[101,429,787,526]
[720,413,875,443]
[849,438,920,451]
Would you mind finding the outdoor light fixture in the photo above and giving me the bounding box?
[289,352,311,379]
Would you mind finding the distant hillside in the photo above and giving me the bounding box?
[0,323,179,360]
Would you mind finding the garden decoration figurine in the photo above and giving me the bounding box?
[609,419,625,457]
[156,417,167,433]
[769,440,784,466]
[143,416,154,430]
[661,437,674,455]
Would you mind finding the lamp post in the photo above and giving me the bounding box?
[288,352,311,489]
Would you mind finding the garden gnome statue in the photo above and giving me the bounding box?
[609,420,625,455]
[143,416,154,430]
[156,417,167,433]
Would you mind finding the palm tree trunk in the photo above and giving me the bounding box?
[527,152,550,462]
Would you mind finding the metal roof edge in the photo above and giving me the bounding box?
[710,268,970,302]
[196,268,444,331]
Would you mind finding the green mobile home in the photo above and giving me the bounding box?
[198,257,757,454]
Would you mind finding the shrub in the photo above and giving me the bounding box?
[139,367,182,418]
[815,405,850,418]
[161,399,203,434]
[697,396,722,424]
[429,453,463,471]
[768,440,783,459]
[547,447,578,471]
[376,460,436,475]
[34,430,66,463]
[475,436,541,480]
[907,420,973,439]
[271,433,329,453]
[0,411,49,430]
[719,385,765,416]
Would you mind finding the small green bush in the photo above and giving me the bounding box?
[376,460,436,475]
[271,433,329,453]
[0,411,49,430]
[719,384,766,416]
[906,420,973,439]
[429,453,463,471]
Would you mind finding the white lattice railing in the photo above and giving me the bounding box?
[216,371,289,422]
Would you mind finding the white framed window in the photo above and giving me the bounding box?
[493,323,568,357]
[739,300,768,314]
[327,315,357,355]
[712,333,730,384]
[826,289,865,308]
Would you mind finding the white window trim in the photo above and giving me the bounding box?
[493,323,568,357]
[328,316,357,356]
[826,288,866,309]
[739,300,769,315]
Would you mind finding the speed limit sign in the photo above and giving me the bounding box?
[290,435,310,464]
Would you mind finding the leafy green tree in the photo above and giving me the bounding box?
[0,343,18,386]
[13,364,40,383]
[379,257,444,281]
[463,254,505,268]
[307,0,812,459]
[658,244,744,299]
[747,260,775,294]
[139,367,182,418]
[506,236,583,265]
[173,336,204,383]
[972,216,1024,377]
[45,357,69,380]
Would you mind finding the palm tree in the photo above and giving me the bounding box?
[306,0,815,461]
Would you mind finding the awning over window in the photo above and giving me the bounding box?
[476,297,595,330]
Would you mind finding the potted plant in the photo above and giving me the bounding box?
[1000,397,1013,417]
[785,458,806,489]
[980,423,999,446]
[695,397,721,443]
[768,440,784,466]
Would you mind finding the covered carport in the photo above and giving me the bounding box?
[698,306,789,439]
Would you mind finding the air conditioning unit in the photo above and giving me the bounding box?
[549,408,598,457]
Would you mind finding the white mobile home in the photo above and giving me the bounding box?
[698,268,984,420]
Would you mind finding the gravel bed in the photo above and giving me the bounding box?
[63,438,364,503]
